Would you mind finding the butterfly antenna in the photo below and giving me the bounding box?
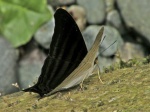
[100,35,106,45]
[100,40,117,54]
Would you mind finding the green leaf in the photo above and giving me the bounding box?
[0,0,52,47]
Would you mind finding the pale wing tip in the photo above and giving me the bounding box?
[96,26,104,38]
[100,26,104,33]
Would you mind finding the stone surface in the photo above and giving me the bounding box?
[0,36,18,95]
[82,25,124,56]
[77,0,105,24]
[101,26,124,57]
[105,0,115,12]
[117,0,150,46]
[106,10,125,34]
[34,6,54,49]
[119,41,145,62]
[82,25,124,71]
[82,25,100,51]
[34,18,55,49]
[98,55,115,71]
[47,0,75,6]
[67,5,86,31]
[18,48,46,89]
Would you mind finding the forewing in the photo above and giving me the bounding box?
[23,8,87,96]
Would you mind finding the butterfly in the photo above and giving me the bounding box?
[23,8,104,97]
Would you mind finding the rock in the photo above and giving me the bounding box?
[67,5,86,31]
[47,0,75,6]
[106,10,125,34]
[116,0,150,46]
[34,6,54,49]
[105,0,115,12]
[101,26,124,56]
[83,25,124,71]
[82,25,124,56]
[77,0,105,24]
[0,36,18,95]
[18,48,46,89]
[98,55,115,72]
[34,19,55,49]
[82,25,100,51]
[118,41,145,62]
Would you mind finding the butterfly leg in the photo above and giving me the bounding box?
[97,68,104,84]
[95,61,104,84]
[79,73,88,90]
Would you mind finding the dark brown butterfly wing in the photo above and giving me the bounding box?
[23,8,87,97]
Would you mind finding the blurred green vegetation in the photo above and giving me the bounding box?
[0,0,52,47]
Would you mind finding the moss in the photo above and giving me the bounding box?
[0,59,150,112]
